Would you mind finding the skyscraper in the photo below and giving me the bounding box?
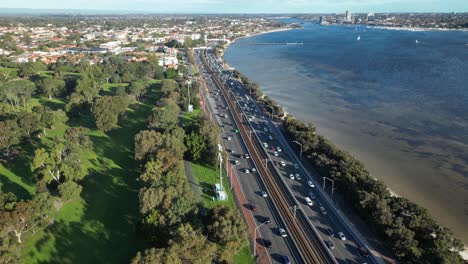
[345,10,352,22]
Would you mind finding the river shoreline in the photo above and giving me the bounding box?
[219,24,468,259]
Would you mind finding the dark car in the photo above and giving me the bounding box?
[264,239,272,248]
[359,246,370,257]
[249,204,257,211]
[281,255,291,264]
[326,239,335,249]
[327,228,334,237]
[258,216,271,224]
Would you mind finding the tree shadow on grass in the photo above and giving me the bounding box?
[0,174,32,199]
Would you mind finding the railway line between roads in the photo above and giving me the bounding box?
[201,50,336,264]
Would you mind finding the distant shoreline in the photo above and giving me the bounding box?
[367,25,468,32]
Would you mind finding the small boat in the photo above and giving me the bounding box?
[357,35,361,41]
[415,40,419,44]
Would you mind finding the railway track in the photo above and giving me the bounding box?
[200,50,336,264]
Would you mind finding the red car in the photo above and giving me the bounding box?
[271,146,276,151]
[249,204,257,211]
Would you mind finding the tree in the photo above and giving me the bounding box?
[147,102,180,131]
[160,79,179,95]
[32,142,85,184]
[0,79,36,111]
[34,106,69,135]
[64,127,92,150]
[206,205,247,245]
[36,77,66,100]
[127,81,147,102]
[0,191,17,211]
[16,111,40,137]
[134,130,162,161]
[165,68,178,79]
[0,120,20,153]
[91,96,130,132]
[185,131,205,161]
[0,192,54,244]
[58,181,83,200]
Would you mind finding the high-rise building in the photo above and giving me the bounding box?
[319,16,323,24]
[345,10,352,22]
[367,12,375,22]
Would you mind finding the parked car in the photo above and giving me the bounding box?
[326,239,335,249]
[295,174,302,181]
[359,247,370,257]
[294,163,299,169]
[307,180,315,188]
[227,136,232,141]
[234,160,240,165]
[249,204,257,211]
[305,197,313,206]
[273,151,279,157]
[245,169,250,174]
[279,228,287,237]
[327,228,335,237]
[263,239,272,248]
[277,146,282,152]
[338,232,346,241]
[263,142,269,148]
[280,161,286,167]
[251,167,256,173]
[289,174,295,180]
[281,255,291,264]
[319,205,327,215]
[244,153,250,159]
[261,191,268,198]
[309,192,316,200]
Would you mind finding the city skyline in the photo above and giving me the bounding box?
[1,0,468,14]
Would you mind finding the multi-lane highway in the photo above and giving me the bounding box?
[195,51,303,264]
[196,48,381,264]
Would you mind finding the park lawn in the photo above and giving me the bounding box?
[179,108,201,126]
[19,82,162,264]
[190,162,235,209]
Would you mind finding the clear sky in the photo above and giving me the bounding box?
[2,0,467,13]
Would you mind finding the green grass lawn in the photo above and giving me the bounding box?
[7,81,163,264]
[180,108,201,125]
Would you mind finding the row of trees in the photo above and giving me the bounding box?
[132,74,247,263]
[283,116,464,263]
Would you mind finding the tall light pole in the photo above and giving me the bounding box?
[230,163,239,190]
[292,140,303,160]
[254,219,271,256]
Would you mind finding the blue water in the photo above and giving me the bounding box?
[224,21,468,245]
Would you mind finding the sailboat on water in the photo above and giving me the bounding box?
[415,40,419,44]
[357,35,361,41]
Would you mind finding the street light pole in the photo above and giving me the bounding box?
[292,140,303,160]
[253,219,271,256]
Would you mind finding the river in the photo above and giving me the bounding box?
[224,21,468,247]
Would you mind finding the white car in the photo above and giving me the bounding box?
[263,142,269,148]
[252,168,257,173]
[338,232,347,241]
[263,127,268,132]
[244,153,250,159]
[279,228,287,237]
[295,174,301,181]
[277,147,282,152]
[307,180,315,188]
[268,135,273,140]
[273,151,279,157]
[289,174,295,180]
[261,191,268,198]
[280,161,286,167]
[227,136,232,141]
[305,197,313,206]
[234,160,240,165]
[245,169,250,174]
